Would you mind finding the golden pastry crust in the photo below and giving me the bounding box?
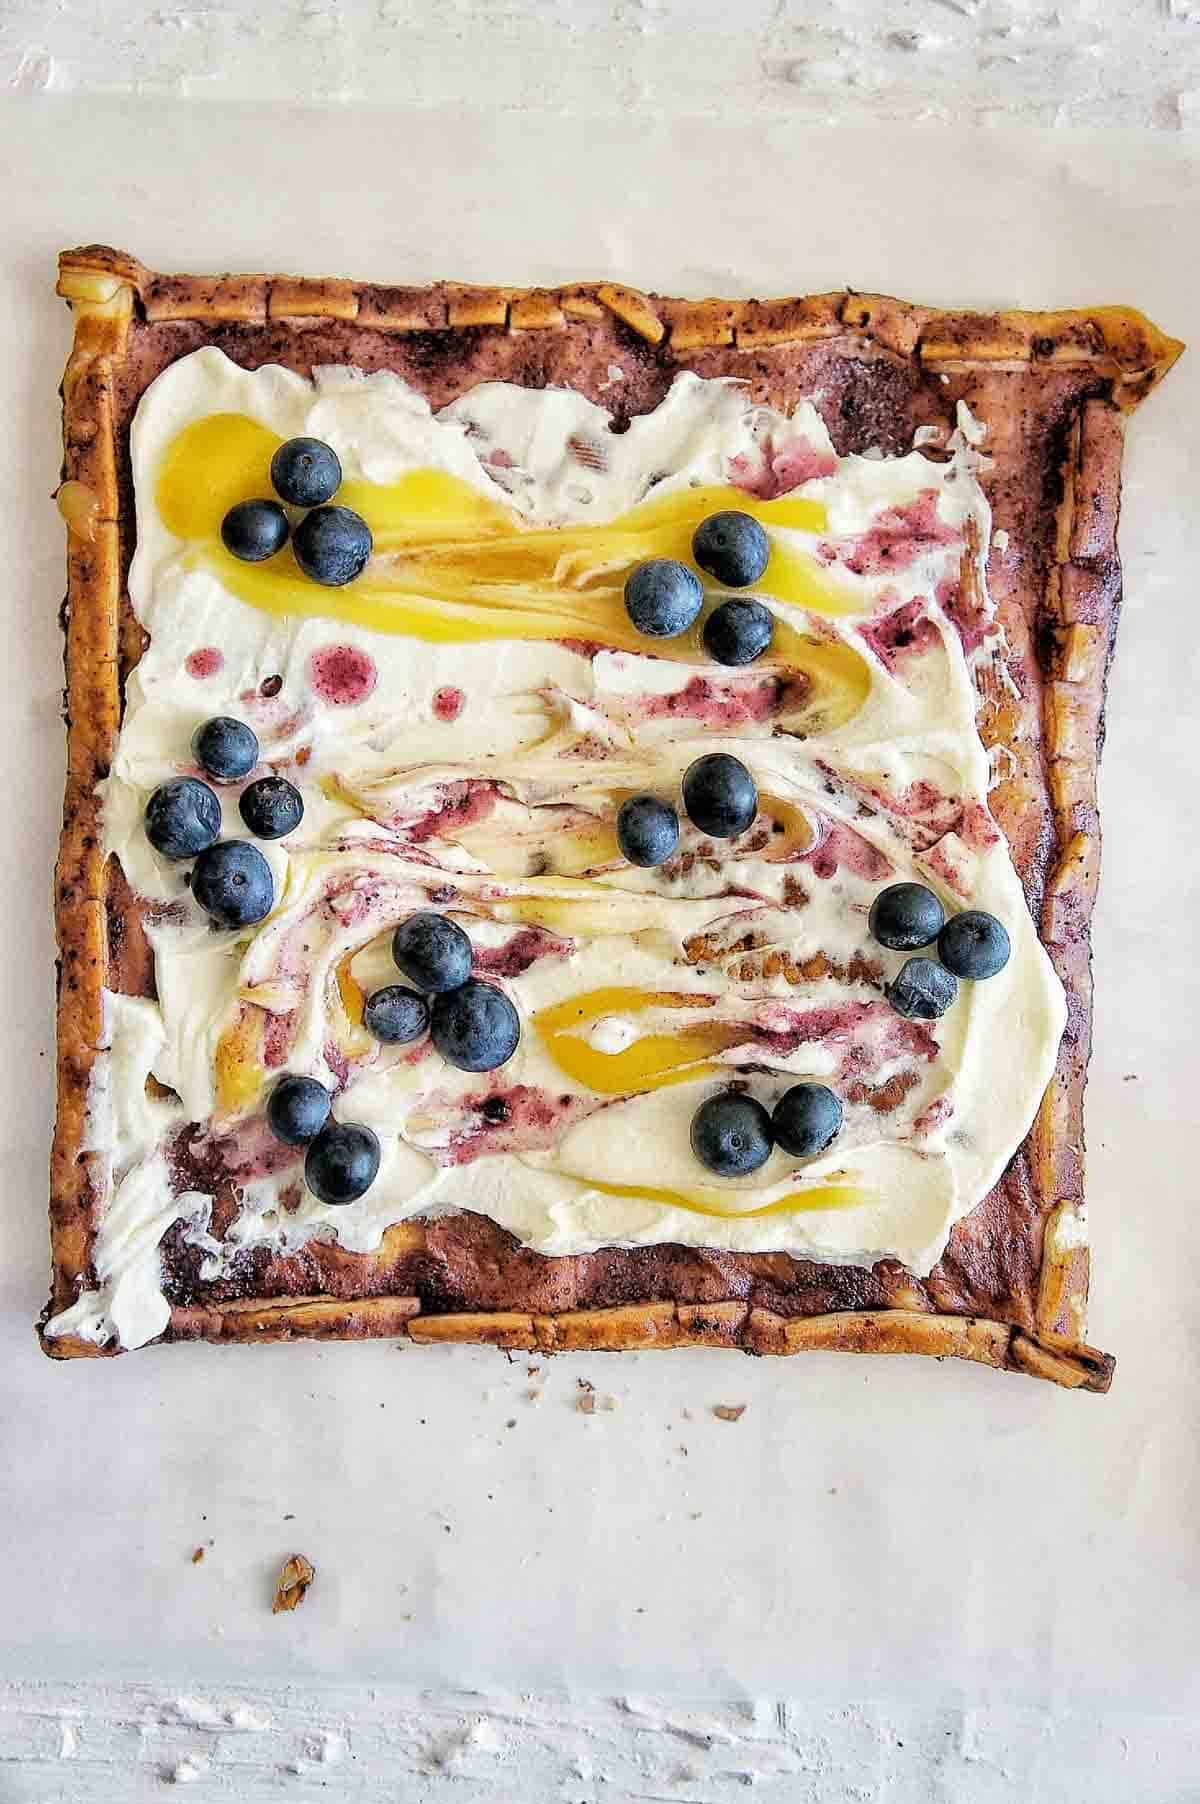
[43,246,1183,1385]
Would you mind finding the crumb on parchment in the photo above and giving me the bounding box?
[272,1554,316,1614]
[576,1377,617,1415]
[712,1403,747,1422]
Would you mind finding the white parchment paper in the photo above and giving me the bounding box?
[0,98,1196,1728]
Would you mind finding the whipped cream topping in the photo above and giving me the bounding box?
[46,349,1065,1350]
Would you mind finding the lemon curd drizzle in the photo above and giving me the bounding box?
[155,412,870,728]
[534,986,743,1095]
[533,991,867,1219]
[578,1176,865,1221]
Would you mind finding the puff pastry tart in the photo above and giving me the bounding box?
[43,246,1182,1386]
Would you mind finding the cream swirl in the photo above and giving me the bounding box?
[45,350,1064,1351]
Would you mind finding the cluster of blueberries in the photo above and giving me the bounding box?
[145,731,523,1201]
[688,881,1010,1178]
[222,436,373,587]
[869,880,1010,1018]
[620,509,843,1180]
[267,1079,381,1208]
[265,911,522,1206]
[691,1081,844,1180]
[144,716,304,927]
[624,508,774,658]
[142,715,387,1204]
[361,911,520,1074]
[615,509,776,870]
[616,755,758,868]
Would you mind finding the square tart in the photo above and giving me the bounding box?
[45,246,1182,1386]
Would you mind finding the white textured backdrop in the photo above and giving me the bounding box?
[1,0,1199,128]
[2,7,1199,1801]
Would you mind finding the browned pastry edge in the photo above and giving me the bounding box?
[50,1292,1113,1390]
[55,246,1183,407]
[43,246,1184,1385]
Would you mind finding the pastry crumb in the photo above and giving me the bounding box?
[169,1756,208,1784]
[712,1403,747,1422]
[577,1377,616,1414]
[190,1547,205,1564]
[272,1553,316,1614]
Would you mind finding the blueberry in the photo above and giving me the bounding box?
[238,775,304,840]
[616,794,680,868]
[681,753,758,839]
[270,436,342,508]
[144,777,222,861]
[773,1083,843,1158]
[305,1120,381,1204]
[938,910,1011,980]
[690,1091,773,1177]
[193,716,259,783]
[363,986,430,1045]
[266,1074,331,1147]
[623,559,703,638]
[692,511,770,588]
[431,980,520,1073]
[191,840,274,929]
[885,957,957,1021]
[869,882,945,951]
[392,912,473,993]
[702,597,774,666]
[292,505,373,587]
[220,499,289,563]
